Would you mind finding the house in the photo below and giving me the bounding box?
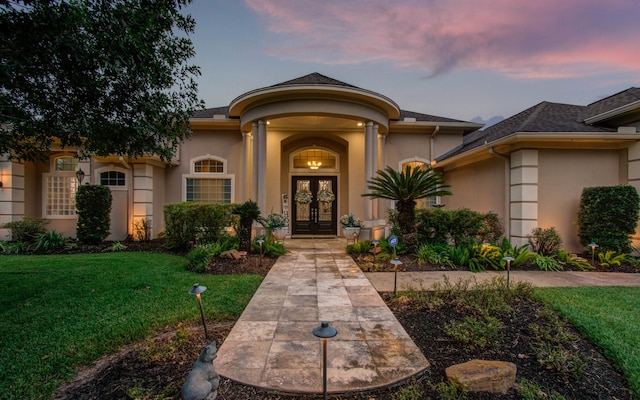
[1,73,638,252]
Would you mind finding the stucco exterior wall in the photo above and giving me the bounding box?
[442,157,507,221]
[165,129,243,205]
[538,149,621,252]
[385,132,431,166]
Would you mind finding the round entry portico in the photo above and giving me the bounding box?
[231,75,399,238]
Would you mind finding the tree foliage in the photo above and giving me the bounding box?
[0,0,204,161]
[363,165,451,251]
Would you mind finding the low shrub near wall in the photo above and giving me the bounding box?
[578,185,640,253]
[76,184,112,244]
[416,208,503,246]
[163,202,234,249]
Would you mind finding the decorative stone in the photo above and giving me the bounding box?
[182,342,220,400]
[220,249,243,260]
[445,359,516,394]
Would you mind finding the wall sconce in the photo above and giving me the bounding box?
[189,283,209,339]
[312,321,337,400]
[307,161,321,170]
[75,168,85,184]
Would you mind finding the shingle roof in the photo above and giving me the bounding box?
[582,87,640,120]
[438,101,612,161]
[399,110,472,124]
[270,72,359,88]
[191,106,229,118]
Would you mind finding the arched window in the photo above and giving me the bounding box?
[291,148,338,171]
[100,171,126,186]
[184,156,233,204]
[400,158,438,209]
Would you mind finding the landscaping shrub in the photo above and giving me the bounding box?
[2,216,49,242]
[76,184,111,244]
[31,231,66,253]
[346,240,372,254]
[578,185,640,253]
[416,208,503,246]
[416,242,450,266]
[529,227,562,256]
[252,236,287,257]
[163,202,233,249]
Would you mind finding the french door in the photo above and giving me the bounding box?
[291,176,337,235]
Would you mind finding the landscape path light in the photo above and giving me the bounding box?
[312,321,337,400]
[502,256,514,290]
[391,258,403,295]
[588,242,599,264]
[188,283,209,339]
[256,238,265,266]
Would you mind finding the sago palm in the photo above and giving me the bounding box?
[363,165,451,251]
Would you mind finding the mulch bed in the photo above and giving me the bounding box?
[53,242,636,399]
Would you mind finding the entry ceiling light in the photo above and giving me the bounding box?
[308,161,322,170]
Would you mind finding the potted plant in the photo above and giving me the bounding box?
[340,213,364,240]
[266,212,288,241]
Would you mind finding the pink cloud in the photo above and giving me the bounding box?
[244,0,640,78]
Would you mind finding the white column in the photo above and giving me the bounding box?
[251,122,258,201]
[133,164,154,237]
[377,132,387,225]
[627,142,640,247]
[242,131,252,201]
[372,124,379,220]
[510,150,538,246]
[364,122,374,221]
[0,160,25,240]
[257,120,267,214]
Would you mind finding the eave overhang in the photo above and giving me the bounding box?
[584,100,640,125]
[437,131,640,170]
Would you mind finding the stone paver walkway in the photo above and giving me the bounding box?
[365,270,640,292]
[215,239,429,394]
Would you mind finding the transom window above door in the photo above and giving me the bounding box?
[292,148,337,171]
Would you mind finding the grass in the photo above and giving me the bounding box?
[0,252,263,400]
[534,287,640,398]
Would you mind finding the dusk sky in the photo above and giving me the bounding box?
[184,0,640,122]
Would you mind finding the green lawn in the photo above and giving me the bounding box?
[0,252,263,400]
[534,287,640,398]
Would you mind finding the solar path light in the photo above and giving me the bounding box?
[502,256,514,290]
[391,258,403,295]
[256,238,265,266]
[189,283,209,339]
[588,242,599,264]
[312,321,337,400]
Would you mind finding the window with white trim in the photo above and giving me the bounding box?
[100,171,126,186]
[45,155,79,217]
[185,156,233,204]
[401,159,438,208]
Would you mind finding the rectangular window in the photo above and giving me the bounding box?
[186,178,231,203]
[46,176,78,216]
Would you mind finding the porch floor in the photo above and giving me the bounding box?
[214,238,429,394]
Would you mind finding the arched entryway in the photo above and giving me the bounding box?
[281,135,348,237]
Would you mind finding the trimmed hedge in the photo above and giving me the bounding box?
[578,185,640,253]
[76,184,112,244]
[163,202,234,249]
[416,208,503,246]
